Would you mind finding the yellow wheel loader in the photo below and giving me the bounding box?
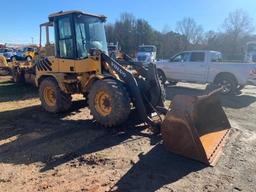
[31,10,230,165]
[0,56,11,76]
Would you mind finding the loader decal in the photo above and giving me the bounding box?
[35,58,52,71]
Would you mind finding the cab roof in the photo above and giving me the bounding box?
[48,10,107,22]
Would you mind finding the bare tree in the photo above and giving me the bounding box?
[221,9,255,60]
[222,9,254,38]
[176,17,203,47]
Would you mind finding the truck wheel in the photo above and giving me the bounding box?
[11,56,16,62]
[157,69,167,84]
[214,74,237,95]
[39,78,72,113]
[12,67,25,83]
[88,79,131,127]
[26,56,32,61]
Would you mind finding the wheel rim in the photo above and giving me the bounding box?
[95,91,112,116]
[219,80,232,94]
[43,86,56,106]
[27,57,32,61]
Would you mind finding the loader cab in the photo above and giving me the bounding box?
[42,11,108,60]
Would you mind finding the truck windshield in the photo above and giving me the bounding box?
[75,14,108,58]
[138,46,156,52]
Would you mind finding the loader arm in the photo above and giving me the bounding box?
[101,53,163,128]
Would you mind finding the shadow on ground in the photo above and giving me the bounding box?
[113,144,205,192]
[0,103,206,191]
[0,80,37,102]
[166,85,256,109]
[0,104,153,172]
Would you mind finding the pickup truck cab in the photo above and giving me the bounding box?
[156,50,256,94]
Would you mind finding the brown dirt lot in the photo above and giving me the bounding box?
[0,76,255,192]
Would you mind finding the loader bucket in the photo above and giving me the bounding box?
[161,90,231,166]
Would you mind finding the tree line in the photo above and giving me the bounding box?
[105,9,256,60]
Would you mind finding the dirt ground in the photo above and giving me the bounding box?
[0,76,255,192]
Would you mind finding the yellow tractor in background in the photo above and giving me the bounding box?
[16,10,231,166]
[0,56,11,76]
[22,47,38,61]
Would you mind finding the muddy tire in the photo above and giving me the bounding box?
[214,74,237,95]
[88,79,131,127]
[39,78,72,113]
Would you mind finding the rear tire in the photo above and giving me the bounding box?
[11,56,16,62]
[39,78,72,113]
[26,56,32,61]
[88,79,131,127]
[214,74,237,95]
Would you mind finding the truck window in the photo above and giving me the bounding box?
[172,52,190,62]
[211,52,222,62]
[58,16,74,58]
[190,52,205,62]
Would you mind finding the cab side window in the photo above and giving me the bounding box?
[190,52,205,62]
[58,17,74,58]
[172,52,190,62]
[211,52,222,62]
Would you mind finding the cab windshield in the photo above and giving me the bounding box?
[138,46,156,52]
[75,14,108,58]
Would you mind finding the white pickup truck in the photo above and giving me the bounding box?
[136,45,157,63]
[156,50,256,94]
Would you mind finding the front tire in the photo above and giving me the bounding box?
[157,69,167,85]
[39,78,72,113]
[88,79,131,127]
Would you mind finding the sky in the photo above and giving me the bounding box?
[0,0,255,44]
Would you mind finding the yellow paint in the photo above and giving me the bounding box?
[43,86,56,107]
